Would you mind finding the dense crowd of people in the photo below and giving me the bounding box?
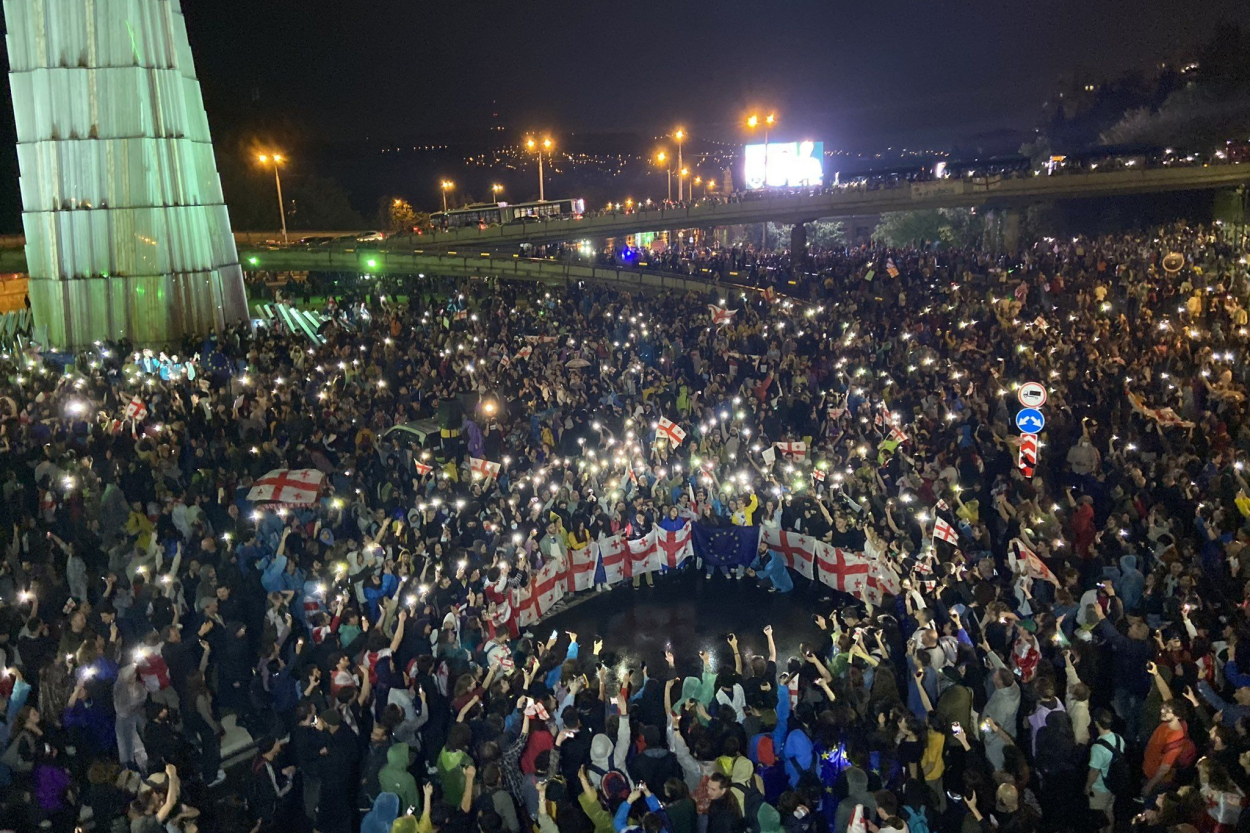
[1,222,1250,833]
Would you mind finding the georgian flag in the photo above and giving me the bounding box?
[655,524,693,569]
[413,460,433,476]
[773,441,808,460]
[933,516,959,545]
[124,397,148,421]
[567,543,597,592]
[246,469,325,506]
[470,458,501,479]
[625,535,661,578]
[656,417,686,446]
[1008,538,1060,586]
[598,533,629,586]
[514,346,533,361]
[764,529,818,581]
[530,559,565,618]
[708,305,737,326]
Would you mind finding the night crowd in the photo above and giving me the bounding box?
[2,223,1250,833]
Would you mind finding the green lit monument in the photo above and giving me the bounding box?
[3,0,248,348]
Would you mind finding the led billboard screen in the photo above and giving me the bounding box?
[743,141,824,189]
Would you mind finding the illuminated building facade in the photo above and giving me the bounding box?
[4,0,248,348]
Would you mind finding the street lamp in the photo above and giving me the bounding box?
[746,113,776,187]
[257,153,288,243]
[655,150,672,202]
[526,136,553,201]
[491,183,504,203]
[674,129,686,201]
[440,180,454,212]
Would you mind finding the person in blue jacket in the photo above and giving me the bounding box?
[747,541,794,593]
[613,783,663,832]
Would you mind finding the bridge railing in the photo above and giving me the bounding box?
[239,246,752,297]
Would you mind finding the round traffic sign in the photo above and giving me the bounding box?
[1017,382,1048,409]
[1015,408,1045,434]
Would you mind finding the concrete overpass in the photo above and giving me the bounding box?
[337,164,1250,251]
[0,164,1244,278]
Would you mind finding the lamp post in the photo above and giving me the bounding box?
[656,151,671,202]
[526,137,553,201]
[440,180,454,213]
[491,183,504,203]
[257,153,288,243]
[746,113,777,188]
[674,129,686,201]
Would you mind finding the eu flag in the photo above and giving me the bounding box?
[691,523,760,569]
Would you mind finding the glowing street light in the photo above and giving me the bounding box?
[439,179,454,212]
[491,183,504,203]
[655,150,672,201]
[525,136,554,201]
[673,128,686,201]
[746,112,777,187]
[256,153,288,243]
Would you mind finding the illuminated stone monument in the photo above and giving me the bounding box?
[3,0,248,348]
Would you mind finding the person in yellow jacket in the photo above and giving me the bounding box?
[730,492,758,527]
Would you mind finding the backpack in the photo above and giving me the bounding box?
[595,768,630,805]
[758,762,789,804]
[1093,736,1130,795]
[903,806,930,833]
[731,781,767,833]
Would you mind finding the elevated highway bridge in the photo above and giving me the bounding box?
[307,164,1250,251]
[0,165,1245,287]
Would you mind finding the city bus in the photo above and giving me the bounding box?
[430,198,585,230]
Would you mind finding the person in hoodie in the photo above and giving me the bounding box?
[377,743,421,816]
[981,667,1020,771]
[628,724,682,788]
[588,710,631,788]
[748,545,794,594]
[112,663,148,771]
[361,792,401,833]
[832,767,877,833]
[1115,554,1146,612]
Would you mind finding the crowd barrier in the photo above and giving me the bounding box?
[511,523,902,627]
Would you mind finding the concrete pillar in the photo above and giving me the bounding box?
[790,221,810,269]
[4,0,249,348]
[1003,208,1022,252]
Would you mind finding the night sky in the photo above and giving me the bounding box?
[183,0,1250,149]
[0,1,1246,231]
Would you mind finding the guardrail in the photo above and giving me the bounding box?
[238,247,750,296]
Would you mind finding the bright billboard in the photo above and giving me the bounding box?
[744,141,824,189]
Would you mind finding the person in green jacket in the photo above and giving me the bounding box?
[576,766,617,833]
[377,743,420,816]
[437,724,474,808]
